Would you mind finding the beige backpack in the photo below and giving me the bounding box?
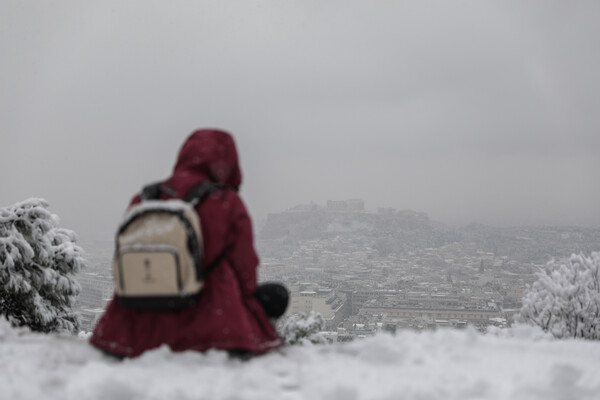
[113,182,222,310]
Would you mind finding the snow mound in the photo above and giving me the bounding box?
[1,318,599,400]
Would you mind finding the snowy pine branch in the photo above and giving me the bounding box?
[516,252,600,340]
[0,198,86,333]
[280,311,327,345]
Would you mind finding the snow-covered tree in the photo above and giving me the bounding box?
[280,311,327,345]
[0,198,85,333]
[516,252,600,340]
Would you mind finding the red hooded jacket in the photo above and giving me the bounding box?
[90,129,283,357]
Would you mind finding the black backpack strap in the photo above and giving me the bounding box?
[201,245,231,278]
[141,182,162,200]
[185,181,230,279]
[141,182,178,201]
[184,181,224,206]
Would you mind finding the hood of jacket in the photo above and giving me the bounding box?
[171,129,242,190]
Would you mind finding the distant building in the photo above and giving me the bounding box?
[360,304,503,325]
[79,308,105,332]
[288,290,317,315]
[286,286,348,330]
[77,272,114,309]
[327,199,365,212]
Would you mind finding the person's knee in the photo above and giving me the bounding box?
[255,283,289,318]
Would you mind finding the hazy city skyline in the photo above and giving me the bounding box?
[2,1,599,241]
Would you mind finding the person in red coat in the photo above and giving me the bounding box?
[90,129,287,358]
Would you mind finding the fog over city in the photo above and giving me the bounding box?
[2,1,599,242]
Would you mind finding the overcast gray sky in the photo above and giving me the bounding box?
[1,1,599,242]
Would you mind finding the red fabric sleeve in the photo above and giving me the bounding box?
[227,195,259,297]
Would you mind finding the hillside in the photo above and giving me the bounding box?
[1,318,599,400]
[258,209,452,259]
[258,209,600,263]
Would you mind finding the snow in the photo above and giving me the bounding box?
[281,311,327,345]
[518,252,600,339]
[1,318,599,400]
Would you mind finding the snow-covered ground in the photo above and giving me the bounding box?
[1,318,599,400]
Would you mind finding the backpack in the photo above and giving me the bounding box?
[113,181,223,310]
